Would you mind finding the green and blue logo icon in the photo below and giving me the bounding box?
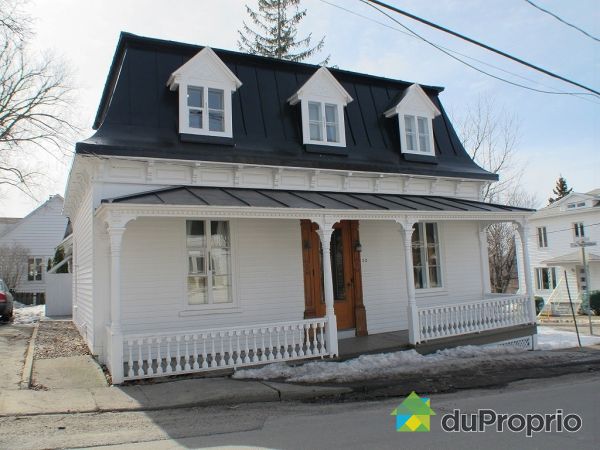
[391,391,436,432]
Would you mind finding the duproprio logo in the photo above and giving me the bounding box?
[391,391,436,432]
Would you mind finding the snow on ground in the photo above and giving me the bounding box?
[233,345,526,383]
[12,303,45,325]
[234,327,600,384]
[537,326,600,350]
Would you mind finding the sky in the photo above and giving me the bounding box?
[2,0,599,217]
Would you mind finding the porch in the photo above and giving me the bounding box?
[94,186,537,383]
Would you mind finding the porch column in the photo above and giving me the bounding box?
[107,226,126,383]
[397,219,420,345]
[516,222,538,346]
[315,221,339,357]
[478,223,492,295]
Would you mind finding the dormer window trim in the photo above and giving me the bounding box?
[167,47,242,140]
[384,83,440,157]
[288,67,353,149]
[178,81,232,137]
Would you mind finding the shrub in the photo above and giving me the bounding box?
[534,296,545,314]
[590,291,600,315]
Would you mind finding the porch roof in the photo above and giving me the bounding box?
[101,186,532,213]
[542,251,600,266]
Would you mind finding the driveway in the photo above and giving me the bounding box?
[0,324,33,390]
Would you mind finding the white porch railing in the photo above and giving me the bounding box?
[122,317,329,381]
[417,294,534,342]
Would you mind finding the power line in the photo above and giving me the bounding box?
[524,0,599,42]
[540,222,600,235]
[358,0,599,100]
[364,0,600,97]
[318,0,600,105]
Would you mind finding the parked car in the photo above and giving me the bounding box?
[0,279,14,322]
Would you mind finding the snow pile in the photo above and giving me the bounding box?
[536,326,600,350]
[233,345,525,383]
[12,303,45,325]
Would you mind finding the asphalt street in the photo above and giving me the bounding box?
[1,371,598,450]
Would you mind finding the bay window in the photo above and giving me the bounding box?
[186,220,232,305]
[412,223,442,289]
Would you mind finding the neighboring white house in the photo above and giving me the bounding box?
[64,33,538,384]
[521,189,600,313]
[0,195,68,300]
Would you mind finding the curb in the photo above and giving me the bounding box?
[19,323,38,390]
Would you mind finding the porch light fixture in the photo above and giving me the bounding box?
[354,241,362,253]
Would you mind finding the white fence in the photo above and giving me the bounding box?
[45,273,72,316]
[417,295,534,342]
[122,317,330,380]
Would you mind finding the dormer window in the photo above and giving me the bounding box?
[186,86,225,132]
[167,47,242,139]
[288,67,353,149]
[384,84,440,157]
[308,101,340,143]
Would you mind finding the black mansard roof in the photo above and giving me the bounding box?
[77,32,496,181]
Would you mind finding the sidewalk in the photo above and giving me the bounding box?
[1,345,599,417]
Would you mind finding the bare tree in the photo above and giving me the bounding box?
[0,243,29,290]
[0,0,76,198]
[455,97,537,293]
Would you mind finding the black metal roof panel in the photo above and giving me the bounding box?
[101,186,533,213]
[79,32,497,181]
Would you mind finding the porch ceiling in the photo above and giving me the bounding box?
[101,186,532,214]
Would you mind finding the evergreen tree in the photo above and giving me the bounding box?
[548,175,573,204]
[237,0,327,63]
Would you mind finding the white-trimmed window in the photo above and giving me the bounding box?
[402,115,433,154]
[537,226,548,248]
[186,220,232,305]
[27,257,43,282]
[412,222,442,289]
[184,85,226,133]
[574,222,585,239]
[535,267,557,290]
[567,202,586,209]
[306,101,342,145]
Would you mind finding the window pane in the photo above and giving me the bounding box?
[541,269,550,289]
[417,117,430,153]
[309,122,322,141]
[208,88,224,110]
[414,268,424,289]
[212,275,232,303]
[326,124,339,142]
[425,223,436,244]
[330,228,346,299]
[404,116,416,151]
[187,220,206,247]
[211,249,231,276]
[308,102,321,121]
[188,251,205,275]
[429,266,441,288]
[187,86,203,108]
[325,104,337,123]
[209,111,224,132]
[188,276,208,304]
[211,221,230,248]
[189,110,203,129]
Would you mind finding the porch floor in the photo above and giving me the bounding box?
[338,330,410,359]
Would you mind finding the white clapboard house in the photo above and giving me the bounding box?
[522,189,600,315]
[0,195,68,302]
[64,33,538,384]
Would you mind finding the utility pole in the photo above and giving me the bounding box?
[571,237,596,335]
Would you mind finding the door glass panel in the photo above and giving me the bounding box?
[330,228,346,299]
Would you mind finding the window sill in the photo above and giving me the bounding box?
[401,152,438,164]
[180,133,234,146]
[415,288,447,298]
[304,143,348,156]
[179,306,242,317]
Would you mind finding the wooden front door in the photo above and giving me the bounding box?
[301,220,367,334]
